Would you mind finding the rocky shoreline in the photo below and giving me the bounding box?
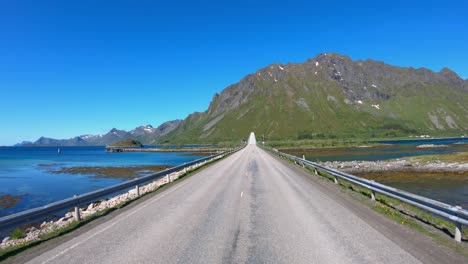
[43,165,172,179]
[0,194,27,210]
[319,159,468,174]
[0,154,225,250]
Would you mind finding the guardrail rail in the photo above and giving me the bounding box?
[0,146,244,235]
[261,145,467,242]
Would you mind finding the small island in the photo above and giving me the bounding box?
[106,139,143,152]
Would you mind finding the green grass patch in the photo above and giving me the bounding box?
[10,228,25,240]
[293,156,468,247]
[408,152,468,163]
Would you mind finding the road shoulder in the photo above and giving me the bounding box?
[263,149,468,264]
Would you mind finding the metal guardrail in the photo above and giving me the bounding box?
[0,146,243,232]
[262,146,468,242]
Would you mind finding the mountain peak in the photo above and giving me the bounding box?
[22,120,181,146]
[440,67,459,77]
[162,53,468,142]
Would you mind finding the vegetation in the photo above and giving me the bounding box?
[408,152,468,163]
[0,152,232,261]
[295,163,468,254]
[108,139,143,148]
[160,54,468,144]
[47,165,172,179]
[264,138,377,148]
[10,228,25,239]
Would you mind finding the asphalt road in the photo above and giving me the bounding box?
[23,144,465,264]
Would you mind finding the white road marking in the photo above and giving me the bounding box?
[241,192,244,197]
[40,174,200,264]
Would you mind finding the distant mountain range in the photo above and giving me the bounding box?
[162,52,468,142]
[16,52,468,146]
[18,120,182,146]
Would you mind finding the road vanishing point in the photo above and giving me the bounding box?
[16,133,466,264]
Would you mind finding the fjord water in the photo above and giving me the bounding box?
[292,138,468,162]
[0,146,205,217]
[284,138,468,208]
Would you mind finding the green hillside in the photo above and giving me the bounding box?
[163,53,468,143]
[108,139,143,148]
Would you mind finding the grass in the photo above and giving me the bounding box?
[271,152,468,256]
[0,207,118,262]
[312,168,467,240]
[10,228,25,240]
[159,67,468,144]
[408,152,468,163]
[265,138,378,148]
[107,138,143,148]
[0,152,233,262]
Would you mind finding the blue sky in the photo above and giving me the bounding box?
[0,0,467,145]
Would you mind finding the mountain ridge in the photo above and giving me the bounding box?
[20,120,182,146]
[16,53,468,146]
[162,52,468,142]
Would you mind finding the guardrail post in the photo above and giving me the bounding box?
[72,195,81,221]
[135,185,140,197]
[454,222,462,242]
[454,206,462,242]
[314,168,318,175]
[167,174,171,183]
[74,206,81,222]
[334,176,339,185]
[371,190,376,201]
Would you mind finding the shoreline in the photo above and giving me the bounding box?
[105,147,226,153]
[43,165,172,180]
[319,159,468,174]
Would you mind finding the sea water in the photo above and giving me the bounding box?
[284,138,468,208]
[0,146,205,217]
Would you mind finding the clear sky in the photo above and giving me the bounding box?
[0,0,467,146]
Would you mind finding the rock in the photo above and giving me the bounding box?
[26,227,38,233]
[65,212,74,218]
[2,236,10,243]
[40,221,48,229]
[87,202,98,211]
[56,217,66,225]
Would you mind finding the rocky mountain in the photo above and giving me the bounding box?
[13,141,33,147]
[23,120,182,146]
[163,53,468,142]
[130,125,157,137]
[132,120,183,145]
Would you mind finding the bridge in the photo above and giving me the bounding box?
[3,133,467,263]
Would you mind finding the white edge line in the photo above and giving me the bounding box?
[40,174,200,264]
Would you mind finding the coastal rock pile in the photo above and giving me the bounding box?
[0,157,221,250]
[320,159,468,174]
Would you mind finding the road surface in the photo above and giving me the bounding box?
[21,144,465,263]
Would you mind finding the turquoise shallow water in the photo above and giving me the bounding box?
[0,146,205,217]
